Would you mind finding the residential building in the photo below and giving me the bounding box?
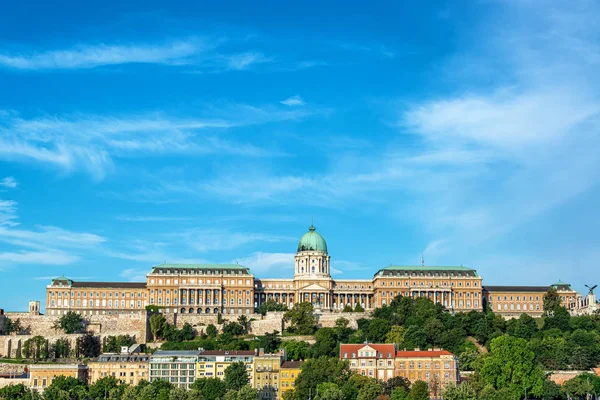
[253,349,286,399]
[339,343,459,396]
[340,343,396,381]
[279,361,302,400]
[196,350,255,381]
[149,350,199,390]
[29,364,87,393]
[394,349,459,396]
[88,346,149,386]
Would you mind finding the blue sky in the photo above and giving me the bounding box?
[1,1,599,311]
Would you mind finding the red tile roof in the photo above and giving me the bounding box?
[339,343,396,358]
[395,350,455,357]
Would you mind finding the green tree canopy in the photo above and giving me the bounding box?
[224,361,250,392]
[284,302,316,335]
[479,335,545,398]
[189,377,227,400]
[407,380,430,400]
[53,311,85,334]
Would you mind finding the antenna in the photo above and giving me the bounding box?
[421,254,425,267]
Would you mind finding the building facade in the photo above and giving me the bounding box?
[88,352,149,386]
[339,344,459,395]
[196,350,255,381]
[279,361,302,400]
[44,224,581,318]
[149,350,199,390]
[29,364,88,393]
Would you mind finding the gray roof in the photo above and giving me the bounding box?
[151,350,200,357]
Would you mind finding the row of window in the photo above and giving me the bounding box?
[149,297,250,305]
[488,295,541,301]
[50,291,144,298]
[149,278,252,285]
[492,303,541,311]
[153,269,248,275]
[379,281,479,287]
[384,271,475,277]
[50,299,143,308]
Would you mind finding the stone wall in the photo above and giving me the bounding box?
[0,377,29,389]
[0,315,6,335]
[315,311,371,329]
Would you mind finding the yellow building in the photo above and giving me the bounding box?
[483,282,578,318]
[43,224,582,319]
[253,350,286,400]
[29,364,87,393]
[394,349,459,397]
[88,351,149,386]
[279,361,302,400]
[196,350,255,382]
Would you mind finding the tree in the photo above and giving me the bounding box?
[385,326,406,347]
[53,311,85,334]
[42,375,87,400]
[222,321,245,337]
[543,288,562,316]
[223,385,259,400]
[541,379,562,400]
[507,313,538,340]
[562,376,593,399]
[315,383,345,400]
[88,376,124,400]
[390,387,409,400]
[237,315,249,334]
[479,335,545,398]
[206,324,218,338]
[149,313,168,341]
[22,336,48,362]
[254,331,281,353]
[77,333,101,358]
[441,381,478,400]
[3,317,23,335]
[224,361,250,391]
[357,380,383,400]
[0,383,39,400]
[544,306,571,332]
[293,357,351,400]
[103,335,135,353]
[366,318,391,342]
[384,376,411,396]
[257,299,288,315]
[342,305,353,312]
[54,338,70,358]
[281,340,312,360]
[354,303,365,312]
[189,377,227,400]
[284,302,316,335]
[407,380,430,400]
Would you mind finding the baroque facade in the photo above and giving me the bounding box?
[44,224,581,318]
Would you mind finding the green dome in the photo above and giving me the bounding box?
[298,225,327,252]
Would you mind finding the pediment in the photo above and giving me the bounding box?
[299,283,329,291]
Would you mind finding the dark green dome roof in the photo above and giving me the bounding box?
[297,225,327,252]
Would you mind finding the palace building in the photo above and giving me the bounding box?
[44,224,581,318]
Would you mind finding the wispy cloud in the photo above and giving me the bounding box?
[235,252,294,276]
[0,102,315,179]
[116,216,193,222]
[0,177,17,189]
[0,39,205,70]
[338,42,396,59]
[0,198,105,266]
[224,52,272,70]
[281,95,306,107]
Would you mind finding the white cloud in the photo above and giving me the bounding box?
[0,199,18,227]
[281,96,306,107]
[0,198,105,266]
[235,252,294,276]
[0,39,204,70]
[0,177,17,188]
[176,229,291,253]
[0,103,313,179]
[120,268,148,282]
[0,250,78,265]
[224,52,272,70]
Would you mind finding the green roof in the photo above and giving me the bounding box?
[51,276,73,286]
[376,265,477,276]
[298,225,327,252]
[150,263,251,273]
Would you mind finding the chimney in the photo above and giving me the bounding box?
[414,348,420,351]
[259,348,265,357]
